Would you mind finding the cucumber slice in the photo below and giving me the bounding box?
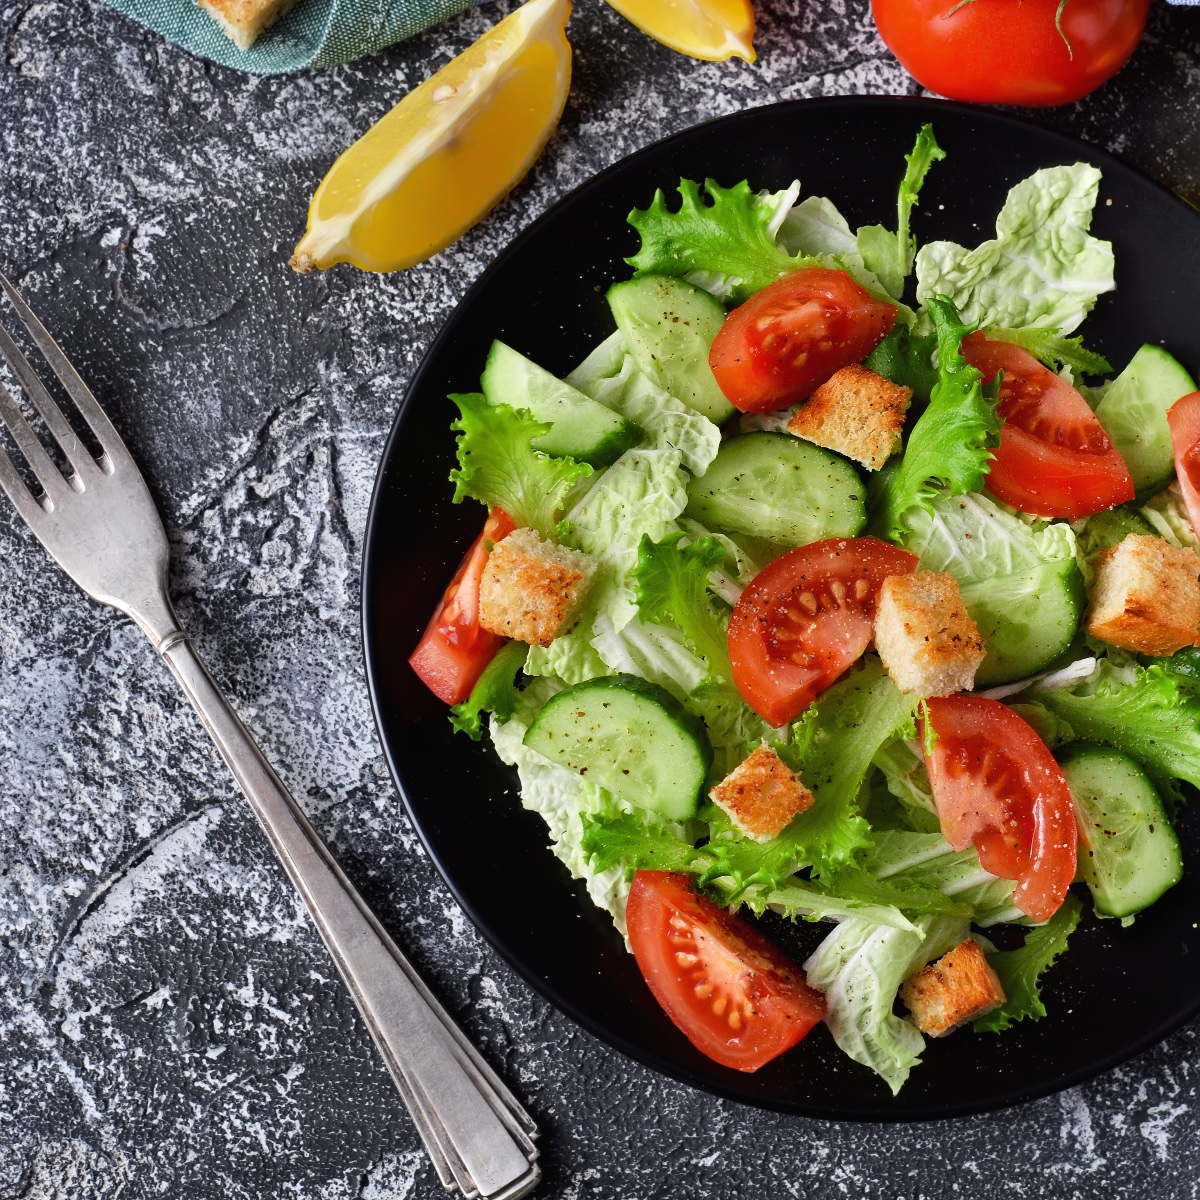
[1058,744,1182,918]
[481,340,643,467]
[607,276,735,424]
[961,557,1086,687]
[523,675,712,822]
[685,432,866,548]
[1094,345,1197,492]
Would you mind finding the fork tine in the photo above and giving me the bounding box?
[0,321,96,480]
[0,272,124,457]
[0,388,55,522]
[0,378,68,500]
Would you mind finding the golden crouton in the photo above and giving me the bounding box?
[198,0,298,50]
[478,528,596,647]
[900,938,1006,1037]
[786,365,911,471]
[875,571,985,697]
[709,744,814,843]
[1085,533,1200,656]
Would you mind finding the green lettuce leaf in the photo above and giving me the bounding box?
[633,532,732,682]
[864,327,939,408]
[974,894,1083,1033]
[579,805,707,877]
[490,678,636,938]
[524,446,690,684]
[982,327,1112,377]
[449,393,593,537]
[1024,660,1200,807]
[871,739,941,834]
[579,808,920,930]
[860,831,1024,927]
[804,914,970,1094]
[856,124,945,299]
[566,332,721,477]
[1140,481,1199,551]
[872,298,1001,541]
[915,164,1115,335]
[699,659,920,887]
[627,179,815,304]
[448,641,528,741]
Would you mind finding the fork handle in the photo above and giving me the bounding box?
[157,629,540,1200]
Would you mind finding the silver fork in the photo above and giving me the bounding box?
[0,272,541,1200]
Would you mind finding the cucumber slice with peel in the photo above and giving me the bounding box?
[523,675,711,822]
[1059,744,1182,919]
[1094,345,1197,493]
[607,275,735,424]
[961,557,1085,687]
[685,432,866,548]
[481,340,642,467]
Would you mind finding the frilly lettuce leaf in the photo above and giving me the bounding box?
[1023,659,1200,807]
[872,298,1001,541]
[864,327,939,408]
[915,164,1115,335]
[449,392,592,537]
[627,178,816,304]
[697,659,919,887]
[983,327,1111,376]
[449,641,528,741]
[975,893,1083,1033]
[633,532,732,682]
[856,124,945,300]
[803,914,970,1095]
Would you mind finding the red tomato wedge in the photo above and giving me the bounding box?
[1167,391,1200,535]
[727,537,918,726]
[709,268,897,413]
[923,695,1077,923]
[962,332,1134,519]
[626,871,827,1072]
[408,508,516,705]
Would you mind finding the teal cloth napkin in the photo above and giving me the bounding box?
[104,0,479,73]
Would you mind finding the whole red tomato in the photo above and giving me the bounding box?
[871,0,1150,107]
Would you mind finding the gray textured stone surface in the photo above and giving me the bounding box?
[1,1,1199,1196]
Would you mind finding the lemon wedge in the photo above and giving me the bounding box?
[603,0,754,62]
[290,0,572,274]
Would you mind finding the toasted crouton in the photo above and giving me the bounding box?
[198,0,298,50]
[786,365,911,471]
[875,571,985,697]
[1086,533,1200,656]
[900,938,1005,1037]
[478,528,596,647]
[709,744,814,843]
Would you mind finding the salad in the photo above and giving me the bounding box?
[408,125,1200,1094]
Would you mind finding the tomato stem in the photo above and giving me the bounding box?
[940,0,1074,60]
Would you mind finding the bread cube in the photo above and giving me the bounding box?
[874,571,985,697]
[1086,533,1200,656]
[478,528,596,647]
[709,744,814,843]
[900,938,1006,1037]
[199,0,299,50]
[786,364,912,471]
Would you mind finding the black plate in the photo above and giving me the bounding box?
[362,96,1200,1119]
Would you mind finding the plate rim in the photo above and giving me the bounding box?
[361,93,1200,1122]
